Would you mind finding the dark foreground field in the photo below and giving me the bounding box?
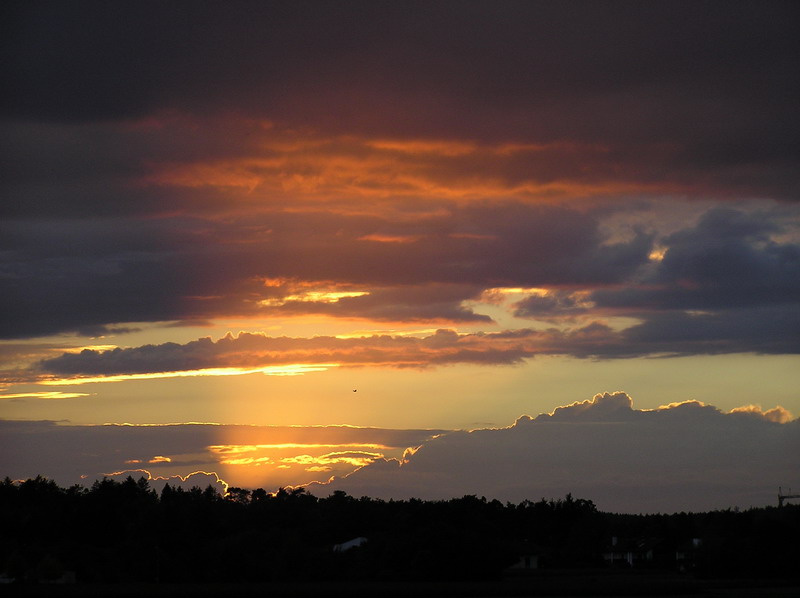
[3,575,800,598]
[3,479,799,596]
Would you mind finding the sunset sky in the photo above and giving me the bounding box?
[1,1,798,513]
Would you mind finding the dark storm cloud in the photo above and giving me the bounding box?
[656,208,800,308]
[2,1,799,356]
[513,291,589,320]
[3,1,798,196]
[594,208,800,312]
[576,208,800,355]
[0,118,273,218]
[618,306,800,356]
[3,206,796,357]
[0,215,242,338]
[3,2,797,128]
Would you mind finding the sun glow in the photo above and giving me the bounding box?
[101,469,230,493]
[649,247,668,261]
[259,290,369,307]
[365,138,477,156]
[357,234,419,244]
[477,286,551,304]
[0,391,90,399]
[146,130,665,207]
[280,451,383,468]
[208,443,391,454]
[39,364,338,386]
[63,344,119,353]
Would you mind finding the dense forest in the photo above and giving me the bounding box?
[1,476,798,587]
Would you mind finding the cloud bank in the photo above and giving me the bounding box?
[0,419,443,492]
[313,392,799,513]
[2,392,796,513]
[32,311,800,386]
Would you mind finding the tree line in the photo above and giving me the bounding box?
[1,476,798,584]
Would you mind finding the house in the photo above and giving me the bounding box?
[602,536,664,567]
[40,571,76,584]
[333,537,368,552]
[504,540,546,575]
[511,553,538,570]
[675,538,702,572]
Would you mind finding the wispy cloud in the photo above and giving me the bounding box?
[0,391,89,400]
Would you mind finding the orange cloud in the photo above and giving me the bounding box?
[0,391,89,399]
[39,363,337,385]
[144,130,670,210]
[280,451,383,469]
[357,233,420,244]
[208,443,391,454]
[31,330,529,385]
[29,323,711,386]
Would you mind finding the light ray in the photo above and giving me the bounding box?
[39,364,338,386]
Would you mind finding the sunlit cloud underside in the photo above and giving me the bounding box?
[39,364,338,385]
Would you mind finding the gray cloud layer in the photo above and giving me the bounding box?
[593,208,800,312]
[0,419,443,490]
[315,392,800,513]
[0,203,653,339]
[3,205,799,359]
[4,1,798,186]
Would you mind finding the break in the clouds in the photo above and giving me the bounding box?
[0,419,443,492]
[0,202,653,339]
[315,392,800,513]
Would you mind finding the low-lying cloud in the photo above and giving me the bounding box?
[0,419,443,492]
[2,392,796,513]
[313,392,799,513]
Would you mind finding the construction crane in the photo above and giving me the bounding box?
[778,487,800,507]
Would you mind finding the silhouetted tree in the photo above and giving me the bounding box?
[1,477,798,584]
